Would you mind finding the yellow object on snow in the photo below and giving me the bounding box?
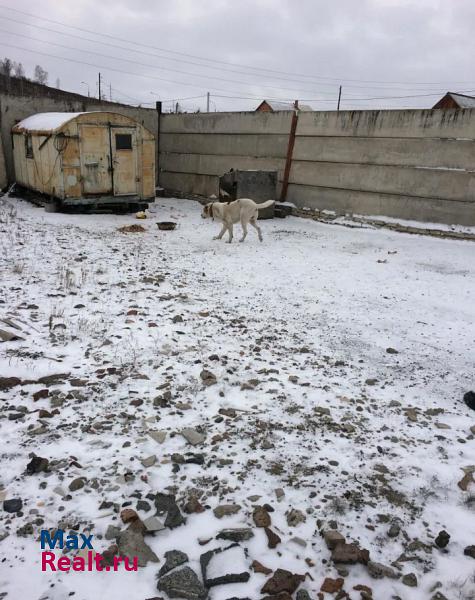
[136,211,147,219]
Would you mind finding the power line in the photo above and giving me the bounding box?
[0,28,349,96]
[0,4,473,88]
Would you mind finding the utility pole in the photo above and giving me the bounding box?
[206,92,210,112]
[109,83,112,102]
[98,72,102,100]
[337,85,342,111]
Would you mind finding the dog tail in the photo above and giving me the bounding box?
[256,200,275,210]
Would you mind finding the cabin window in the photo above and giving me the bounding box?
[115,133,132,150]
[25,134,33,158]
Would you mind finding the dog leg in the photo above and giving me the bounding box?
[239,219,248,242]
[213,224,227,240]
[250,218,263,242]
[226,224,234,243]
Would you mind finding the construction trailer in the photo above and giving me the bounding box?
[11,111,155,211]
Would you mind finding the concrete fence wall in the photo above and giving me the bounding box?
[0,74,159,190]
[160,108,475,225]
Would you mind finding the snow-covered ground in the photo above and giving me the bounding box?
[0,196,474,600]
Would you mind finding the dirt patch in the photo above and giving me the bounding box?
[117,224,147,233]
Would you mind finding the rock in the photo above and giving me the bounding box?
[323,529,345,550]
[33,389,49,401]
[365,378,378,386]
[140,455,157,468]
[321,578,344,593]
[261,569,305,596]
[262,594,292,600]
[386,347,399,354]
[105,525,121,540]
[332,543,369,565]
[37,373,69,386]
[402,573,418,587]
[0,377,21,390]
[290,537,307,548]
[3,498,23,513]
[69,478,85,492]
[457,471,475,491]
[183,497,205,514]
[26,455,49,474]
[366,560,398,579]
[148,430,167,444]
[286,508,306,527]
[159,550,189,577]
[435,530,450,548]
[252,560,272,575]
[463,391,475,410]
[158,566,207,600]
[296,591,312,600]
[200,544,250,587]
[213,504,241,519]
[200,369,217,386]
[181,428,206,446]
[154,493,185,529]
[142,516,165,533]
[117,526,159,567]
[216,528,254,542]
[120,508,139,524]
[253,506,271,527]
[431,593,448,600]
[464,545,475,559]
[388,522,400,538]
[218,408,236,418]
[265,527,281,549]
[101,544,119,567]
[137,500,151,512]
[172,315,184,323]
[275,488,285,502]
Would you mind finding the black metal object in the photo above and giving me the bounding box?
[218,169,277,219]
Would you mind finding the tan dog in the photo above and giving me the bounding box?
[201,198,275,243]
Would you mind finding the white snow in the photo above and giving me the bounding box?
[13,112,86,133]
[0,195,474,600]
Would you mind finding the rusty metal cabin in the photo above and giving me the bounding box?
[12,111,155,210]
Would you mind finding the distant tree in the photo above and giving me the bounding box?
[13,62,25,78]
[1,57,13,77]
[56,77,61,89]
[34,64,48,85]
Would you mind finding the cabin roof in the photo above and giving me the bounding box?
[13,112,89,133]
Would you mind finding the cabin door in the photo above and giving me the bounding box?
[111,127,138,196]
[79,125,112,194]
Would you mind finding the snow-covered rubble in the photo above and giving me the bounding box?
[0,195,474,600]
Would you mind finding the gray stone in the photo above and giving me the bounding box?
[213,504,241,519]
[117,527,159,567]
[105,525,121,540]
[286,508,306,527]
[200,544,250,588]
[159,550,189,577]
[216,528,254,542]
[148,430,167,444]
[158,566,207,600]
[402,573,418,587]
[181,428,206,446]
[69,478,85,492]
[323,529,345,550]
[154,493,186,528]
[367,560,399,580]
[296,591,312,600]
[140,455,157,468]
[388,522,400,538]
[143,516,165,533]
[3,498,23,513]
[290,537,307,548]
[435,530,450,548]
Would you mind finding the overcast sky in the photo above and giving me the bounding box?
[1,0,474,112]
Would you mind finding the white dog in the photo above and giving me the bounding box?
[201,198,275,243]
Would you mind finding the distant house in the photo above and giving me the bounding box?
[255,100,313,112]
[432,92,475,109]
